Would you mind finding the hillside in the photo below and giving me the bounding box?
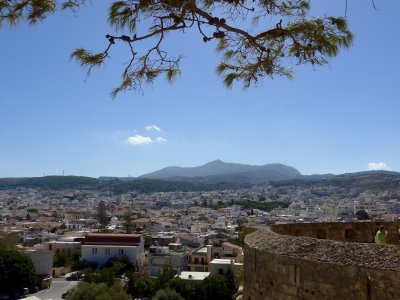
[271,171,400,193]
[1,170,399,195]
[0,176,249,193]
[110,179,251,194]
[139,160,301,183]
[0,176,98,190]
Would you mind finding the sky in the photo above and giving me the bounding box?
[1,1,399,178]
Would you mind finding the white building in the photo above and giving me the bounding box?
[81,233,144,268]
[209,258,243,277]
[148,243,188,277]
[45,240,81,254]
[24,245,53,276]
[209,258,244,284]
[176,271,210,282]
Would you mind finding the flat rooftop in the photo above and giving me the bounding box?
[177,271,210,281]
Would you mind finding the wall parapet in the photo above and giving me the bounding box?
[272,221,400,245]
[244,224,400,300]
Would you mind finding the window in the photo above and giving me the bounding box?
[105,248,110,255]
[92,248,97,255]
[118,248,124,255]
[218,268,224,275]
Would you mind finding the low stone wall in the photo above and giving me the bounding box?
[244,225,400,300]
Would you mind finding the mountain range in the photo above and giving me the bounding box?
[1,160,399,193]
[139,159,302,183]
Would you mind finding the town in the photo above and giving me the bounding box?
[1,172,400,299]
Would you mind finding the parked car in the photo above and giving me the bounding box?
[61,290,70,299]
[66,271,82,281]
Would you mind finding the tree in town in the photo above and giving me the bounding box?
[53,251,70,267]
[59,223,67,230]
[69,282,132,300]
[0,229,19,250]
[203,275,233,300]
[0,249,36,294]
[156,264,177,290]
[152,288,185,300]
[83,268,117,287]
[356,209,371,220]
[105,254,135,275]
[1,1,352,95]
[228,226,257,246]
[126,272,157,299]
[168,277,205,300]
[122,213,134,234]
[97,200,109,229]
[72,258,93,271]
[52,248,82,269]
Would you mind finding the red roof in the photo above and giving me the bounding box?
[83,233,142,245]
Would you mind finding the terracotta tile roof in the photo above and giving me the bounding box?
[83,233,142,245]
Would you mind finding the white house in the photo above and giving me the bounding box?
[176,271,210,282]
[24,245,53,276]
[81,233,144,267]
[148,243,188,277]
[209,258,243,276]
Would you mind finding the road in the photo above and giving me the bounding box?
[32,278,78,300]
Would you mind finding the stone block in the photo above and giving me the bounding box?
[318,282,338,297]
[272,282,298,296]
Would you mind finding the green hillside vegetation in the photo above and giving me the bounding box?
[111,179,244,194]
[235,200,290,211]
[270,172,400,192]
[1,172,400,195]
[0,176,98,190]
[205,199,290,212]
[0,176,246,193]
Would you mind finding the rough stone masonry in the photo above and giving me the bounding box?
[244,222,400,300]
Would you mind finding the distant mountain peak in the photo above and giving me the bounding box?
[204,159,225,165]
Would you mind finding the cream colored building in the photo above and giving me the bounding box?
[81,233,144,267]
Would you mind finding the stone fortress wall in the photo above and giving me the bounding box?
[244,222,400,300]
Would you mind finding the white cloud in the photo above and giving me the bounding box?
[156,137,168,143]
[126,135,153,145]
[368,162,390,171]
[145,125,161,132]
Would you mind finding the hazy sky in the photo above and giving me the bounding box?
[1,1,399,178]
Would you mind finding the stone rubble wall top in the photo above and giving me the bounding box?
[245,225,400,271]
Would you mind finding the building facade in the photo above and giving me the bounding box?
[81,233,144,267]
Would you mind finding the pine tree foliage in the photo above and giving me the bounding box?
[122,213,134,234]
[0,249,36,294]
[97,200,109,229]
[1,1,353,95]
